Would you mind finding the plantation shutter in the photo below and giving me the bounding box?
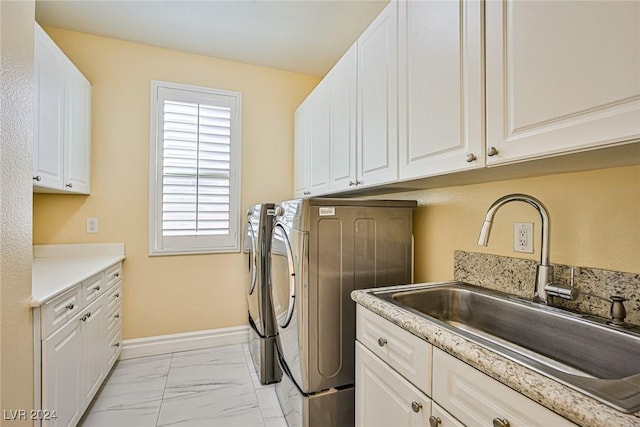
[150,82,242,255]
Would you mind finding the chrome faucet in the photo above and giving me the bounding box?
[477,194,553,303]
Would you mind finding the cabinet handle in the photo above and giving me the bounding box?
[114,314,120,319]
[65,183,73,188]
[303,191,311,196]
[33,175,42,182]
[377,337,387,347]
[113,272,120,278]
[493,418,511,427]
[80,313,90,322]
[465,153,477,162]
[356,180,362,185]
[114,293,120,298]
[65,303,75,310]
[411,401,422,413]
[487,146,499,157]
[93,285,101,291]
[349,181,355,187]
[113,342,120,348]
[429,416,442,427]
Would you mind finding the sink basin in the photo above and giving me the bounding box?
[373,282,640,413]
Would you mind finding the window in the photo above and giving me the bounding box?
[149,81,242,255]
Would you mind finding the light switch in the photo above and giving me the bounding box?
[87,218,99,234]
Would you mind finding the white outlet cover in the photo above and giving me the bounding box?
[87,217,99,234]
[514,222,533,253]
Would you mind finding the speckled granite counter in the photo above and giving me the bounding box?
[352,283,640,427]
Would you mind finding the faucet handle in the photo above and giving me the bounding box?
[610,296,627,325]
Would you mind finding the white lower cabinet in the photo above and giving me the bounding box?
[356,306,576,427]
[432,348,575,427]
[356,342,431,427]
[37,262,123,427]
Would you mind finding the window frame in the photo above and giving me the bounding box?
[149,80,242,256]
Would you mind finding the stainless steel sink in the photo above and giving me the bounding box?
[373,282,640,413]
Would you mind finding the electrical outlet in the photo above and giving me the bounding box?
[514,222,533,253]
[87,218,99,234]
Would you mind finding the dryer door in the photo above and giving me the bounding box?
[270,223,296,328]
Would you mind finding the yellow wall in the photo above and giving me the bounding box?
[33,27,320,339]
[399,165,640,282]
[1,1,35,422]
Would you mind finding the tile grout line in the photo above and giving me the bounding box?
[154,352,174,427]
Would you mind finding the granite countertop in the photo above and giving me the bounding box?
[352,282,640,427]
[32,243,125,306]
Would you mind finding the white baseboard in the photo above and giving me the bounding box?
[120,325,249,360]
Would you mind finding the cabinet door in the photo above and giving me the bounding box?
[42,314,83,427]
[356,342,431,427]
[293,101,310,197]
[398,0,484,179]
[309,79,331,195]
[486,0,640,165]
[64,58,91,194]
[329,44,357,192]
[357,1,398,188]
[33,24,65,190]
[432,348,576,427]
[81,298,105,406]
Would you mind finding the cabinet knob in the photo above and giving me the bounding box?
[411,401,422,413]
[65,303,74,310]
[356,180,362,185]
[493,418,511,427]
[429,416,442,427]
[33,175,42,182]
[113,273,120,278]
[80,313,90,322]
[93,285,101,291]
[349,181,355,187]
[113,342,120,348]
[65,183,73,188]
[487,146,499,157]
[114,314,120,319]
[465,153,477,162]
[377,337,387,347]
[303,191,311,196]
[114,293,120,298]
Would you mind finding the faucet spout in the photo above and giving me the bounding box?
[477,194,552,303]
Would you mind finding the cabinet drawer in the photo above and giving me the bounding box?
[104,283,122,314]
[105,301,122,337]
[356,305,432,395]
[105,328,122,370]
[82,272,105,305]
[41,285,83,338]
[432,348,576,427]
[105,262,122,290]
[356,342,431,427]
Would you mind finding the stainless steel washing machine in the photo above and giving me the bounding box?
[269,198,416,426]
[244,203,281,385]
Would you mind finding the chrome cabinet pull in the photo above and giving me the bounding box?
[487,146,499,157]
[465,153,476,162]
[493,418,510,427]
[428,416,442,427]
[411,401,422,413]
[377,337,387,347]
[65,303,74,310]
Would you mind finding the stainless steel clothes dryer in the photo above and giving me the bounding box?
[269,198,416,427]
[244,204,281,385]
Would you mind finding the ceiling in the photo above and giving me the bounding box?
[35,0,389,77]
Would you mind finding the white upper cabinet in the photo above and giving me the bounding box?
[34,24,65,190]
[485,0,640,165]
[357,1,399,188]
[309,79,331,195]
[329,44,358,192]
[34,24,91,194]
[293,101,311,198]
[398,0,484,179]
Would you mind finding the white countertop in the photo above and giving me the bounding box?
[32,243,125,306]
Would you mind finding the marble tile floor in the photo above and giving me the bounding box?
[80,344,287,427]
